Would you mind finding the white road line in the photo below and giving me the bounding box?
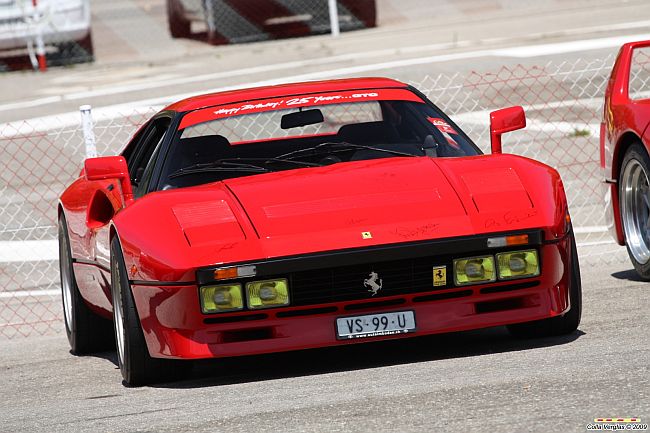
[0,319,59,328]
[574,226,608,234]
[576,240,620,247]
[0,289,59,299]
[493,33,650,58]
[0,96,63,112]
[0,240,58,263]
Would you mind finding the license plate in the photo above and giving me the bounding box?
[336,311,416,340]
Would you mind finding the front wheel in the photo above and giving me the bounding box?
[619,142,650,280]
[507,231,582,338]
[110,237,189,386]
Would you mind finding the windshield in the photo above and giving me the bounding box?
[158,88,479,190]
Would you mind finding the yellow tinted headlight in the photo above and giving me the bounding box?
[496,250,540,280]
[454,256,496,285]
[246,279,290,309]
[200,284,243,313]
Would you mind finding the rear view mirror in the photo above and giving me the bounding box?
[84,156,134,203]
[489,106,526,154]
[281,109,324,129]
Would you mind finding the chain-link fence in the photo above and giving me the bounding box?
[1,55,640,339]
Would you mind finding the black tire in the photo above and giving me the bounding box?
[110,237,189,386]
[49,31,94,66]
[507,231,582,338]
[619,142,650,280]
[58,215,114,354]
[77,31,95,58]
[167,0,192,38]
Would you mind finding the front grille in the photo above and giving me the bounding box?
[196,230,545,314]
[288,255,454,306]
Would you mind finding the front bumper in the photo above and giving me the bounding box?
[132,232,572,359]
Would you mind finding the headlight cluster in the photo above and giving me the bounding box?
[453,249,539,286]
[200,278,289,314]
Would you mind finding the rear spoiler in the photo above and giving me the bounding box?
[608,39,650,104]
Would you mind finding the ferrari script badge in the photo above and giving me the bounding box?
[364,271,383,296]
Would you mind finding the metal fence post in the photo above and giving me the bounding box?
[327,0,340,37]
[79,105,98,158]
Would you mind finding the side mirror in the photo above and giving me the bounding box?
[489,106,526,154]
[84,156,134,204]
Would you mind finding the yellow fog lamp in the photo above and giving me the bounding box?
[453,256,496,286]
[496,250,540,280]
[200,284,244,313]
[246,279,290,309]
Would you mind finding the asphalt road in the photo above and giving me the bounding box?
[0,253,647,433]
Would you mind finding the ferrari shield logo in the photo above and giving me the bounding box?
[364,271,383,296]
[361,231,372,239]
[433,266,446,287]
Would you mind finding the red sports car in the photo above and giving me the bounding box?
[59,78,581,385]
[601,40,650,278]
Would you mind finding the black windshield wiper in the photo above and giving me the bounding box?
[168,158,322,179]
[216,157,322,168]
[169,161,270,179]
[276,141,416,160]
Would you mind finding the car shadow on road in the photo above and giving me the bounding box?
[611,269,646,282]
[85,350,118,366]
[152,326,585,389]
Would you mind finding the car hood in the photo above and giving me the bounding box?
[221,155,555,255]
[116,155,565,281]
[224,157,467,242]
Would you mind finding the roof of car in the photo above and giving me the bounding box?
[164,77,409,112]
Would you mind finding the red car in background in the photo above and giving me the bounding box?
[59,78,581,386]
[601,40,650,278]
